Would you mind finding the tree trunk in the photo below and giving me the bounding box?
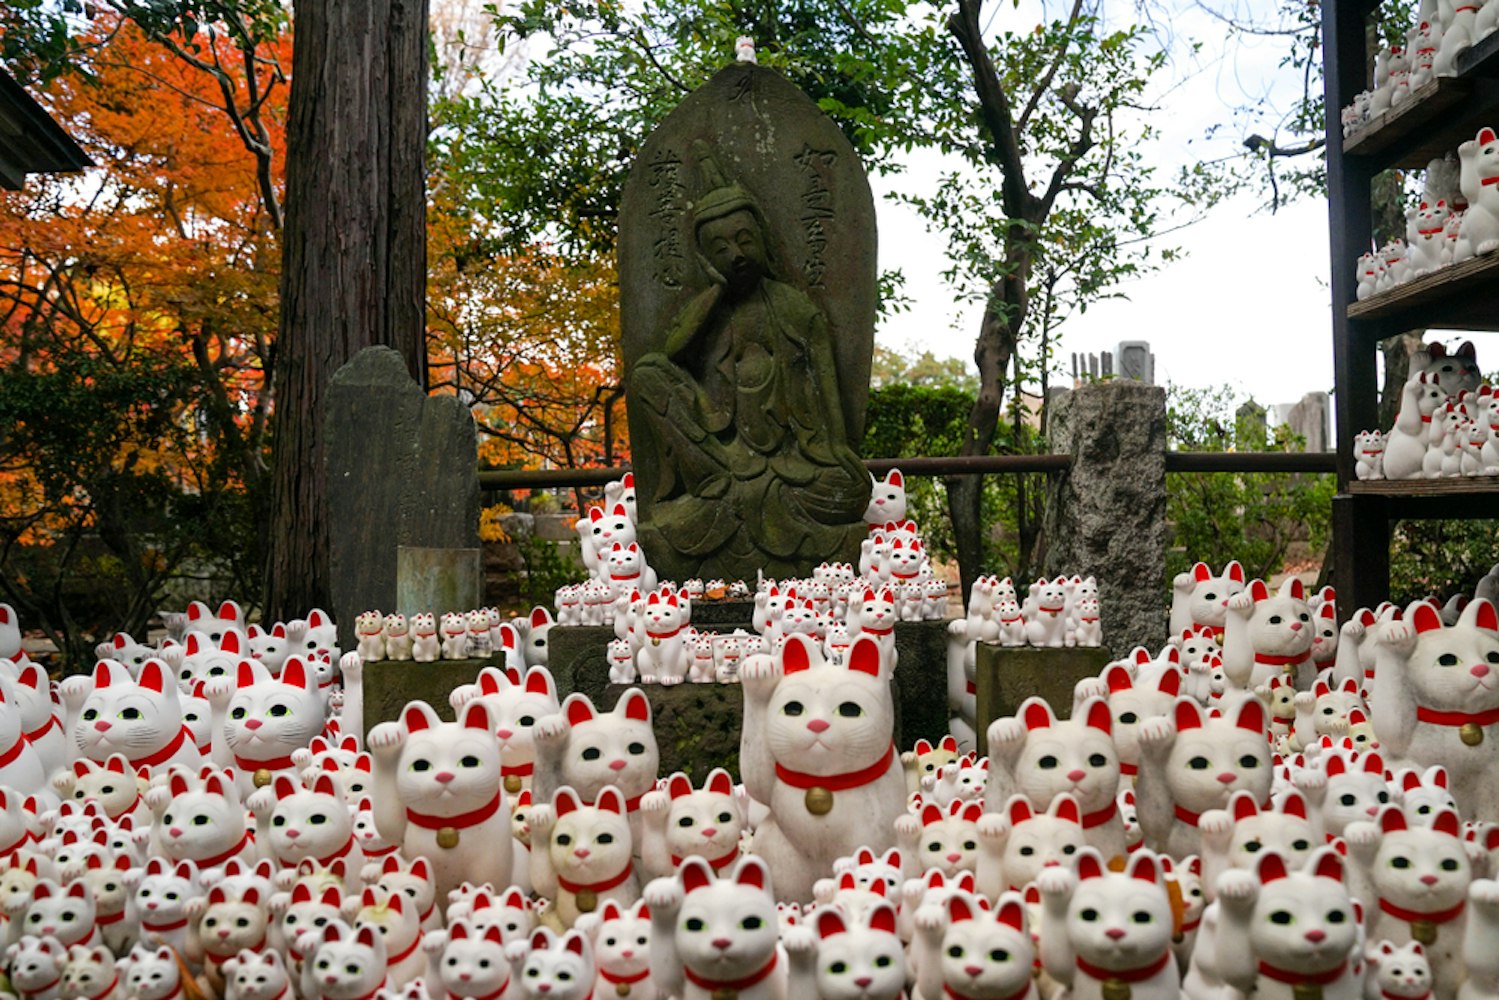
[265,0,430,621]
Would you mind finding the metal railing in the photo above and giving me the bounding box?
[478,451,1337,490]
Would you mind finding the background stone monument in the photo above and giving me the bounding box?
[617,62,878,583]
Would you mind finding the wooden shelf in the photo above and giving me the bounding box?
[1348,477,1499,495]
[1342,35,1499,170]
[1345,250,1499,332]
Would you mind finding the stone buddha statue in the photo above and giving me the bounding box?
[627,143,869,581]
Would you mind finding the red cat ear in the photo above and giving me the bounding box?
[563,930,587,957]
[529,928,550,952]
[1257,852,1288,884]
[680,857,714,895]
[1480,127,1498,146]
[1433,808,1461,839]
[242,886,260,907]
[554,788,581,817]
[596,786,626,815]
[1077,851,1105,881]
[525,668,555,698]
[236,659,258,690]
[402,703,437,733]
[1174,698,1204,732]
[706,767,734,797]
[1225,560,1245,584]
[484,924,504,946]
[921,802,944,828]
[781,634,814,674]
[1157,667,1180,697]
[1021,699,1054,731]
[1411,602,1443,634]
[735,856,769,892]
[847,635,881,677]
[449,921,470,941]
[1235,697,1266,735]
[1133,648,1151,667]
[589,507,603,523]
[291,883,312,904]
[1379,806,1408,834]
[478,668,503,697]
[868,900,897,936]
[273,775,299,801]
[1103,664,1132,694]
[355,924,380,951]
[1313,849,1344,884]
[1287,578,1305,602]
[887,470,903,488]
[1007,796,1034,826]
[1472,598,1499,633]
[1084,698,1111,735]
[668,773,693,800]
[138,660,169,694]
[1232,792,1259,823]
[169,772,191,799]
[500,625,518,650]
[1128,852,1160,886]
[320,886,342,908]
[816,907,848,939]
[219,630,242,656]
[1051,793,1080,826]
[461,700,492,732]
[208,885,226,906]
[619,688,651,723]
[946,893,975,924]
[1192,562,1212,582]
[1282,791,1308,820]
[1248,579,1270,603]
[564,695,596,727]
[1325,754,1347,777]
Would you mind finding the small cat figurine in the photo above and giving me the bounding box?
[1213,848,1360,1000]
[354,885,424,988]
[1356,429,1387,480]
[1023,577,1070,648]
[188,883,270,994]
[894,798,982,880]
[1169,561,1246,640]
[410,615,440,664]
[1369,598,1499,823]
[604,543,657,598]
[1034,848,1180,1000]
[984,696,1124,859]
[79,853,135,955]
[1223,577,1316,690]
[250,773,361,891]
[635,592,689,686]
[7,934,68,1000]
[223,949,293,1000]
[783,901,904,1000]
[576,899,654,1000]
[153,769,255,876]
[910,890,1036,1000]
[531,689,659,850]
[423,918,517,1000]
[638,768,743,880]
[1367,940,1432,1000]
[133,857,199,954]
[59,943,124,1000]
[356,612,386,662]
[529,785,639,929]
[367,700,512,903]
[975,792,1086,899]
[1134,695,1272,858]
[299,920,389,1000]
[451,665,560,800]
[525,607,554,669]
[508,927,595,1000]
[739,634,905,903]
[863,470,907,525]
[383,615,414,663]
[1455,131,1499,260]
[20,879,98,950]
[440,613,470,661]
[643,855,783,1000]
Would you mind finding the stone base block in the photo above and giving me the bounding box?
[973,644,1114,757]
[362,658,499,736]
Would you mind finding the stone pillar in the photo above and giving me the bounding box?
[1235,400,1267,451]
[325,347,481,650]
[1042,381,1167,655]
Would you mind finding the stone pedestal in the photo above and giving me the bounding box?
[326,347,481,651]
[1043,381,1166,655]
[973,643,1115,757]
[362,657,500,736]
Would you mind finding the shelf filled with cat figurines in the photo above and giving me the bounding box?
[1340,8,1499,168]
[1350,130,1499,329]
[1352,339,1499,484]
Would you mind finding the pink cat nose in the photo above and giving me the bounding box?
[807,719,830,734]
[325,977,339,985]
[537,985,551,994]
[621,950,634,959]
[434,771,455,783]
[855,977,873,988]
[244,719,262,730]
[1105,928,1126,941]
[1217,773,1236,784]
[712,938,732,951]
[169,827,183,838]
[496,728,513,740]
[285,830,300,839]
[702,828,718,839]
[947,853,962,863]
[609,760,626,771]
[964,965,983,978]
[1473,664,1492,678]
[1421,875,1439,886]
[574,848,591,859]
[1289,623,1302,631]
[94,721,111,732]
[1067,769,1086,783]
[1305,929,1326,943]
[218,929,230,938]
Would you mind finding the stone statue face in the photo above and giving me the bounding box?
[696,208,766,295]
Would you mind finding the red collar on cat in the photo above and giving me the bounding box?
[315,835,357,867]
[1256,958,1346,987]
[0,735,28,770]
[1414,704,1499,730]
[22,974,61,996]
[386,932,421,967]
[1173,798,1267,828]
[503,762,534,778]
[775,744,896,794]
[406,790,505,833]
[469,977,513,1000]
[599,968,650,990]
[672,845,738,871]
[141,915,189,934]
[233,751,298,773]
[130,726,194,770]
[684,952,777,994]
[24,714,60,744]
[1080,799,1118,830]
[645,625,684,640]
[558,862,634,897]
[76,973,119,1000]
[1383,991,1429,1000]
[1378,896,1465,928]
[96,908,127,926]
[1254,650,1311,667]
[861,623,894,636]
[195,829,254,869]
[1075,951,1171,984]
[944,982,1030,1000]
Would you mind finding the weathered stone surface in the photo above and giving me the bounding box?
[362,658,497,736]
[396,546,481,624]
[1042,381,1166,655]
[326,347,480,650]
[618,63,877,584]
[973,644,1116,757]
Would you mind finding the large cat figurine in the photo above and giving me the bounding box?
[205,656,324,799]
[863,470,907,525]
[983,696,1125,859]
[1370,598,1499,822]
[532,689,659,852]
[1134,696,1272,858]
[1034,848,1180,1000]
[64,659,201,774]
[643,855,784,1000]
[638,768,743,880]
[739,633,905,903]
[529,785,639,929]
[367,700,513,902]
[1213,848,1361,1000]
[1223,578,1316,691]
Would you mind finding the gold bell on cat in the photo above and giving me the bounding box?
[575,889,598,913]
[504,774,523,794]
[1100,979,1132,1000]
[1461,722,1484,746]
[253,768,273,788]
[436,826,460,849]
[804,786,834,815]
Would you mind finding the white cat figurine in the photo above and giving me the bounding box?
[643,855,783,1000]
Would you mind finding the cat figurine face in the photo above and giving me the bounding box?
[544,690,658,806]
[671,856,779,987]
[436,919,511,998]
[988,793,1084,892]
[585,505,636,565]
[392,701,504,821]
[930,892,1034,1000]
[225,950,292,1000]
[863,470,907,525]
[225,657,323,779]
[177,630,248,691]
[263,773,355,869]
[516,927,593,1000]
[124,945,182,1000]
[280,883,345,965]
[59,944,119,1000]
[1158,697,1271,819]
[811,902,905,1000]
[466,666,559,792]
[134,858,198,932]
[56,753,140,821]
[75,659,197,772]
[1063,849,1175,976]
[660,768,743,869]
[988,696,1119,820]
[158,770,251,868]
[248,623,293,675]
[1229,849,1358,985]
[1369,940,1432,1000]
[1415,340,1482,396]
[198,884,269,961]
[22,879,96,949]
[586,899,650,994]
[1395,766,1455,826]
[1099,664,1179,777]
[904,800,982,878]
[308,921,387,1000]
[1366,805,1470,918]
[549,785,634,901]
[1226,578,1314,688]
[7,934,68,997]
[1170,560,1246,635]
